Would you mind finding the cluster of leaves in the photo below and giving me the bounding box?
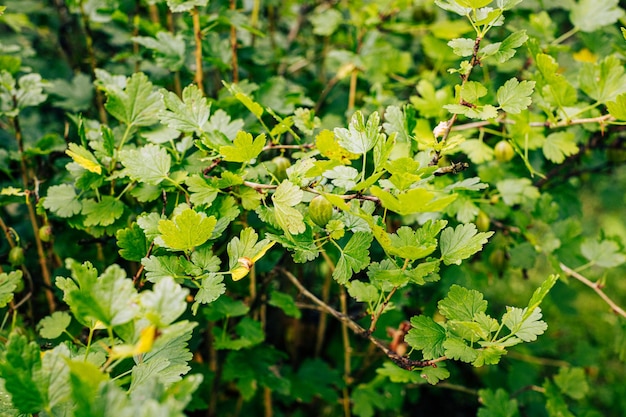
[1,0,626,416]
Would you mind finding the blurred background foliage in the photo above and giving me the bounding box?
[1,0,626,416]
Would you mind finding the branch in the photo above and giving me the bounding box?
[559,263,626,318]
[451,114,615,132]
[277,267,446,370]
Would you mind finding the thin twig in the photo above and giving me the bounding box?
[560,263,626,318]
[339,285,352,417]
[278,267,446,370]
[315,247,336,356]
[368,286,397,334]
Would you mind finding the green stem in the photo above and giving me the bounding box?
[552,26,580,46]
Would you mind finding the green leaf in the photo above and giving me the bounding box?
[142,255,186,283]
[185,175,218,207]
[333,232,373,284]
[323,165,360,190]
[388,224,444,260]
[214,317,265,350]
[13,73,47,110]
[406,315,446,359]
[159,84,210,133]
[0,270,22,307]
[382,105,410,143]
[473,345,507,366]
[502,307,547,342]
[579,55,626,103]
[48,72,93,112]
[371,186,457,215]
[268,290,301,319]
[544,380,575,417]
[202,295,249,321]
[272,180,306,235]
[435,0,471,15]
[166,0,208,13]
[334,111,384,155]
[133,32,186,71]
[497,78,535,114]
[439,224,493,265]
[459,139,494,163]
[61,261,138,327]
[477,388,519,417]
[448,38,475,57]
[103,72,163,126]
[419,365,450,384]
[67,359,109,417]
[439,285,488,321]
[192,274,226,314]
[310,8,343,36]
[222,346,289,401]
[411,80,453,119]
[535,54,578,108]
[220,131,266,163]
[553,367,589,400]
[581,238,626,268]
[527,274,558,312]
[227,227,273,270]
[376,362,423,384]
[141,277,189,326]
[607,93,626,120]
[461,81,488,104]
[489,30,528,63]
[66,142,102,174]
[496,178,540,206]
[131,320,197,389]
[570,0,624,33]
[443,336,478,363]
[81,196,125,227]
[543,131,578,163]
[347,280,379,304]
[116,223,148,262]
[38,311,72,339]
[456,0,492,7]
[235,92,264,118]
[119,144,172,185]
[43,184,82,218]
[157,207,217,251]
[290,358,342,403]
[0,333,44,414]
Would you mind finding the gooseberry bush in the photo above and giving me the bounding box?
[1,0,626,415]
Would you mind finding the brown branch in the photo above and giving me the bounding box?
[278,267,446,370]
[229,0,239,83]
[560,262,626,318]
[11,108,56,313]
[450,114,615,132]
[191,6,205,95]
[78,0,107,124]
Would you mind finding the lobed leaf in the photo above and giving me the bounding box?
[439,224,493,265]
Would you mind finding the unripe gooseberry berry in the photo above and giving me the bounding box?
[8,246,25,267]
[489,248,507,274]
[475,211,490,232]
[39,225,53,242]
[308,195,333,227]
[272,156,291,181]
[494,140,514,162]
